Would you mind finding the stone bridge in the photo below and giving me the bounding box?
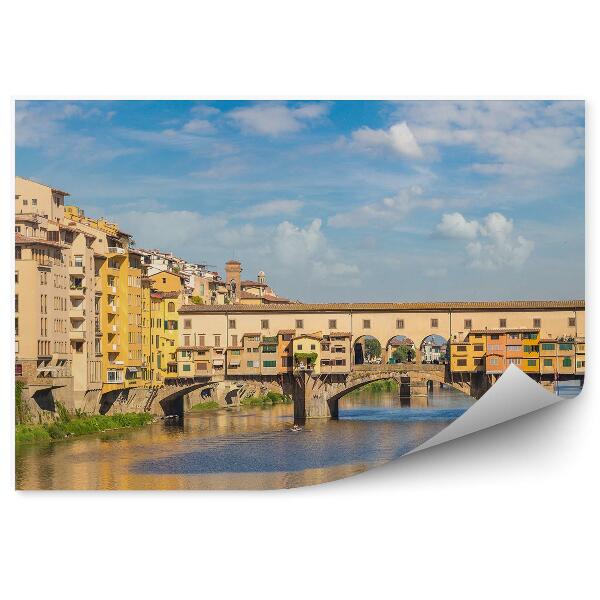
[290,363,484,419]
[109,363,488,419]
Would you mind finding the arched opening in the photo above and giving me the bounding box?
[385,335,416,364]
[419,334,448,365]
[353,335,383,365]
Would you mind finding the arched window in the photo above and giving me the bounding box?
[168,301,175,312]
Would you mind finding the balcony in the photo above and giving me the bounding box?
[70,329,86,341]
[69,264,85,276]
[69,285,86,298]
[107,246,125,255]
[69,306,86,319]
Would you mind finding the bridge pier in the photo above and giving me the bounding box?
[292,371,338,420]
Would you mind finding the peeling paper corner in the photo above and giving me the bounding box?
[408,365,565,455]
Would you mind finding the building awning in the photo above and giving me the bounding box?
[126,366,138,373]
[37,366,62,373]
[212,359,224,366]
[229,361,240,366]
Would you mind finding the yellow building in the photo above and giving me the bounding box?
[148,271,185,383]
[64,205,144,393]
[521,330,540,373]
[449,340,474,372]
[292,333,322,373]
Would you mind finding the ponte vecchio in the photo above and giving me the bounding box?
[167,300,585,419]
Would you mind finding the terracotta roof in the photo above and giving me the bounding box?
[330,331,351,338]
[153,290,180,299]
[15,233,65,248]
[468,327,540,334]
[242,280,268,288]
[278,329,296,334]
[179,300,585,313]
[242,332,261,338]
[292,333,323,341]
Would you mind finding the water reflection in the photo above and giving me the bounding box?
[16,385,476,490]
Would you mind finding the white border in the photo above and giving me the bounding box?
[0,2,597,599]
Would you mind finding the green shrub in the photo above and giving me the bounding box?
[190,400,220,411]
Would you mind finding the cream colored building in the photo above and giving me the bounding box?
[178,301,585,370]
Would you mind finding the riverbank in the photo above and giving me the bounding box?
[15,412,155,445]
[241,391,292,407]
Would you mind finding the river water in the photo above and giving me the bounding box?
[16,386,476,490]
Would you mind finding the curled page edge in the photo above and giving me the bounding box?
[408,364,563,455]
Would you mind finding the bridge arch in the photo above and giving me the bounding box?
[418,334,449,364]
[352,334,383,365]
[384,335,416,364]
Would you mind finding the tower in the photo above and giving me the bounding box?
[257,270,266,284]
[225,260,242,302]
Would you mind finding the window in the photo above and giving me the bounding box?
[457,359,467,366]
[544,359,553,366]
[568,317,576,327]
[15,363,23,377]
[474,344,484,352]
[182,364,191,372]
[310,344,316,350]
[431,318,438,328]
[214,335,221,347]
[198,335,205,347]
[32,198,37,206]
[464,319,472,329]
[74,255,83,267]
[231,335,238,347]
[396,319,404,329]
[329,319,337,329]
[297,344,303,350]
[499,318,507,328]
[183,334,191,346]
[559,343,573,351]
[527,359,537,366]
[363,319,371,329]
[162,278,166,284]
[563,358,572,367]
[263,360,276,368]
[168,302,175,312]
[506,345,520,352]
[489,357,499,366]
[533,318,541,328]
[184,319,192,329]
[15,247,21,259]
[457,345,467,352]
[577,361,585,368]
[295,319,303,329]
[261,319,269,330]
[262,345,277,353]
[230,349,241,356]
[491,334,500,340]
[229,319,236,329]
[523,345,539,353]
[334,359,346,366]
[508,358,520,365]
[541,343,555,351]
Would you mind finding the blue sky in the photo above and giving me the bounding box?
[15,100,585,302]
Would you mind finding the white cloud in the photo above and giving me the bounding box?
[328,185,441,228]
[229,102,329,136]
[15,101,135,162]
[350,122,423,158]
[181,119,215,134]
[436,212,480,239]
[272,219,359,283]
[239,199,304,219]
[435,211,534,270]
[402,101,584,173]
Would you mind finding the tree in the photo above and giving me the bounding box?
[392,346,414,363]
[364,337,382,361]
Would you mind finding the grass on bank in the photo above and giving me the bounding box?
[16,412,154,445]
[241,391,292,406]
[190,400,220,411]
[347,378,399,395]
